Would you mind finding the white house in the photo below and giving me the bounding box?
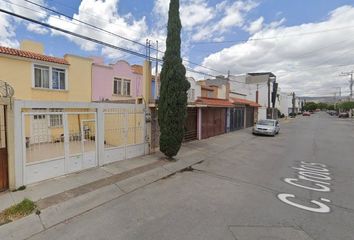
[229,73,277,120]
[276,90,290,117]
[187,77,201,102]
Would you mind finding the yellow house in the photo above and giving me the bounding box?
[0,40,94,155]
[0,40,92,102]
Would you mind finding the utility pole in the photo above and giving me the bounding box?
[292,92,296,116]
[340,71,354,100]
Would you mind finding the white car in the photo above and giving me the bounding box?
[252,119,280,136]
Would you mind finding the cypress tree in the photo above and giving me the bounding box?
[158,0,190,159]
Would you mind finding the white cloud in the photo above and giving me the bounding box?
[190,0,258,41]
[199,5,354,96]
[26,22,48,35]
[244,16,264,34]
[0,0,48,44]
[47,0,148,58]
[0,13,18,48]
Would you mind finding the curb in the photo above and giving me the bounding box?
[0,157,204,240]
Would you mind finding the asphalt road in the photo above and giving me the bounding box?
[29,113,354,240]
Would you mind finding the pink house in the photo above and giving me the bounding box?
[92,57,143,101]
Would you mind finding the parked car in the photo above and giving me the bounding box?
[338,112,349,118]
[302,111,311,116]
[252,119,280,136]
[327,110,337,116]
[289,112,296,118]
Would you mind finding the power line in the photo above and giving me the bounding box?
[17,0,227,75]
[191,25,354,45]
[0,8,151,59]
[23,0,147,48]
[3,2,354,85]
[0,6,214,79]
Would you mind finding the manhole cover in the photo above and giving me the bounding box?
[229,226,313,240]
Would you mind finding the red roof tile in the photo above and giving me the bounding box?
[0,46,69,65]
[196,97,234,107]
[230,97,261,107]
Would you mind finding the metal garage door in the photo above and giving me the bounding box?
[230,108,244,131]
[183,108,198,142]
[246,107,255,128]
[202,108,226,139]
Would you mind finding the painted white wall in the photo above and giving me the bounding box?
[230,74,273,120]
[276,91,290,116]
[229,75,248,97]
[187,77,201,101]
[218,85,226,99]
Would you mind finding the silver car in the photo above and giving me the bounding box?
[252,119,280,136]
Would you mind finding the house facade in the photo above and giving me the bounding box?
[92,58,143,102]
[0,41,149,190]
[0,40,92,102]
[196,76,234,139]
[230,73,277,121]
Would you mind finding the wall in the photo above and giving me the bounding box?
[0,55,92,102]
[92,59,143,101]
[187,77,201,102]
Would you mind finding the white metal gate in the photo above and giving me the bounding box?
[31,114,50,144]
[103,106,146,164]
[23,111,97,184]
[15,101,147,187]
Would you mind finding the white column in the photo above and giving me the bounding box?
[197,108,202,140]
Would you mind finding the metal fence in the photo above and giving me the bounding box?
[16,102,147,185]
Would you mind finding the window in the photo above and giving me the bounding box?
[52,68,66,90]
[113,78,131,96]
[207,91,213,98]
[123,79,131,96]
[34,64,66,90]
[113,78,122,95]
[49,109,63,127]
[34,65,49,88]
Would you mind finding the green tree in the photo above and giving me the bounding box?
[158,0,190,159]
[317,102,328,110]
[338,101,354,110]
[304,102,317,111]
[327,104,335,110]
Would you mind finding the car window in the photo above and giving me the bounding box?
[258,120,275,126]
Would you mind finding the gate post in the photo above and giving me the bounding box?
[97,105,105,166]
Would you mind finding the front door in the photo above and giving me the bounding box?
[0,105,8,192]
[32,114,50,143]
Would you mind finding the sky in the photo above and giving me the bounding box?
[1,0,354,97]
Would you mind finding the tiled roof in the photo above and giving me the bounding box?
[230,97,261,107]
[195,97,234,107]
[0,46,69,65]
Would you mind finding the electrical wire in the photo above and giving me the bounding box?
[191,25,354,45]
[2,1,354,84]
[20,0,228,75]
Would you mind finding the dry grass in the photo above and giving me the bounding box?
[0,198,36,226]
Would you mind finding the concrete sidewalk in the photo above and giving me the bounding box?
[0,128,255,240]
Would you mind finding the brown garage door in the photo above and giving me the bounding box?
[0,105,8,192]
[202,108,226,139]
[183,108,198,142]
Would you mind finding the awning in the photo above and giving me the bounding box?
[230,97,261,107]
[195,97,234,107]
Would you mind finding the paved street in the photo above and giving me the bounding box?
[28,113,354,240]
